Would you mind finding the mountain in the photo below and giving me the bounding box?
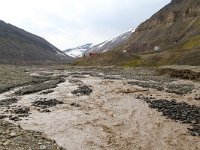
[119,0,200,53]
[64,29,134,58]
[88,29,134,53]
[0,20,73,65]
[64,43,93,58]
[75,0,200,66]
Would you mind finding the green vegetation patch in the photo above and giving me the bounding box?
[74,51,141,66]
[183,34,200,50]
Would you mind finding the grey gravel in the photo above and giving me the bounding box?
[71,85,93,96]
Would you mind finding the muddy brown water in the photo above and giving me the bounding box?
[0,69,200,150]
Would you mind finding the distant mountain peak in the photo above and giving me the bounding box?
[88,29,135,53]
[64,43,93,58]
[76,43,93,49]
[64,28,136,57]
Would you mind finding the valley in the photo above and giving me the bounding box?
[0,0,200,149]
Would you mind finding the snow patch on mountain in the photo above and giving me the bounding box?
[88,28,135,53]
[56,50,67,57]
[64,43,93,58]
[63,28,135,57]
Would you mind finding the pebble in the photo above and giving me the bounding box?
[14,107,30,114]
[9,116,21,121]
[10,132,17,137]
[3,140,11,146]
[71,85,93,96]
[0,98,18,106]
[32,99,63,109]
[40,145,47,150]
[71,103,80,107]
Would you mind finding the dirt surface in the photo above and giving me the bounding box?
[0,120,64,150]
[0,66,200,150]
[158,68,200,80]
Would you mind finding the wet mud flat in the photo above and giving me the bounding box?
[0,66,200,150]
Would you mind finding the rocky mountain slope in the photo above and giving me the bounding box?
[88,29,134,53]
[119,0,200,53]
[76,0,200,66]
[0,20,73,65]
[64,43,93,58]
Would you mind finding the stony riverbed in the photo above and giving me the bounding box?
[0,66,200,150]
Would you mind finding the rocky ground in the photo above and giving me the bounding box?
[0,66,200,150]
[0,120,64,150]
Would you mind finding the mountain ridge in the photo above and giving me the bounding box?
[64,29,135,58]
[119,0,200,53]
[0,20,73,65]
[75,0,200,66]
[88,29,135,53]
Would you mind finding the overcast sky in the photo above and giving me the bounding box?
[0,0,170,50]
